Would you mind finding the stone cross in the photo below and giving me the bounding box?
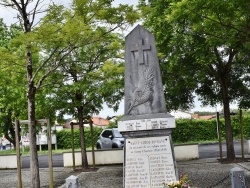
[131,39,151,65]
[124,25,167,116]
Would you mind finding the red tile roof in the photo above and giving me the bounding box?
[92,116,110,127]
[198,115,216,120]
[63,116,110,129]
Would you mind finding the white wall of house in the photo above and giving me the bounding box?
[55,126,64,131]
[170,110,192,119]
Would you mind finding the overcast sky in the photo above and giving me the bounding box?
[0,0,138,26]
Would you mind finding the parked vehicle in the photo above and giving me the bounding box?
[96,128,124,149]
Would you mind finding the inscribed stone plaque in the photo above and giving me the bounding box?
[125,136,177,188]
[118,116,175,131]
[124,25,166,116]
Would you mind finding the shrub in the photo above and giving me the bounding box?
[172,119,218,143]
[172,116,250,143]
[56,115,250,148]
[56,127,102,149]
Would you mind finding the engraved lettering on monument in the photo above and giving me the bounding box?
[124,25,167,115]
[119,117,175,131]
[125,137,176,188]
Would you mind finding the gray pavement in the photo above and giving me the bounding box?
[0,167,73,188]
[69,158,250,188]
[2,157,250,188]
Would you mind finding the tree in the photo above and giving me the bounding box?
[0,1,138,186]
[0,1,68,186]
[0,19,26,147]
[53,46,124,169]
[139,0,250,161]
[40,1,137,169]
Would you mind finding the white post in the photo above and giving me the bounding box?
[66,175,78,188]
[230,167,246,188]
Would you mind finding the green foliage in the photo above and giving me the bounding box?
[108,121,118,128]
[139,0,250,111]
[56,127,103,149]
[37,1,139,120]
[172,119,218,143]
[56,116,250,147]
[107,115,124,128]
[0,20,27,145]
[172,116,250,143]
[139,0,250,159]
[193,111,217,116]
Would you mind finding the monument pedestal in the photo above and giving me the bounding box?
[118,114,178,188]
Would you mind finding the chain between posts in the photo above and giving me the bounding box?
[205,174,230,188]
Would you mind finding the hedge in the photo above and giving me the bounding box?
[56,127,102,149]
[56,116,250,148]
[172,116,250,143]
[172,119,218,143]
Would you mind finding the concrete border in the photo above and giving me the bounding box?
[63,144,199,167]
[174,144,199,161]
[0,154,17,168]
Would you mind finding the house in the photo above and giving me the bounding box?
[169,110,217,120]
[92,116,110,129]
[170,110,192,119]
[198,115,216,120]
[63,116,110,129]
[191,113,216,120]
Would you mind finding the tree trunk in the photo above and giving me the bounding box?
[71,68,88,169]
[4,109,16,147]
[28,91,40,187]
[27,45,40,187]
[9,0,40,186]
[77,105,89,169]
[221,79,235,161]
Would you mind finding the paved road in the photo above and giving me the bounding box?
[22,154,63,168]
[198,140,248,159]
[21,140,249,168]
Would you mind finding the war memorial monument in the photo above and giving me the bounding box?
[118,25,178,188]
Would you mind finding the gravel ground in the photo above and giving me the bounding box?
[0,167,73,188]
[1,158,250,188]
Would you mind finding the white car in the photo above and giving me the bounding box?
[96,128,124,149]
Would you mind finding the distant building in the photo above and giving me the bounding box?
[170,111,216,120]
[191,113,216,120]
[198,115,216,120]
[92,116,110,129]
[170,111,192,119]
[192,113,199,119]
[63,116,110,129]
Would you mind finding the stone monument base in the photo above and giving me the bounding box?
[119,114,178,188]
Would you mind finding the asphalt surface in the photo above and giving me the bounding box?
[199,140,249,159]
[20,140,249,168]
